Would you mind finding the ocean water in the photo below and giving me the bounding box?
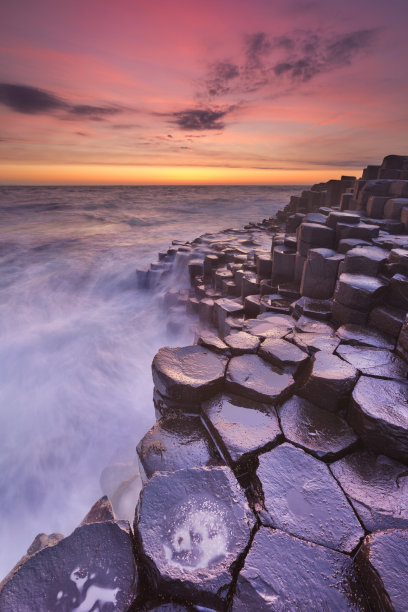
[0,184,301,578]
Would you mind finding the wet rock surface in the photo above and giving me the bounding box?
[256,443,364,552]
[349,376,408,463]
[258,337,308,375]
[336,344,408,379]
[137,416,223,480]
[336,323,395,349]
[279,395,358,460]
[152,346,227,403]
[299,350,359,411]
[223,331,260,355]
[355,529,408,612]
[135,466,255,610]
[233,528,367,611]
[201,393,282,471]
[330,450,408,532]
[226,354,295,403]
[244,313,294,339]
[0,521,138,612]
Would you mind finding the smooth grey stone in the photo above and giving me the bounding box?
[256,443,364,552]
[279,395,358,461]
[336,324,395,350]
[288,330,341,354]
[244,313,294,339]
[259,338,308,375]
[331,450,408,532]
[336,345,408,379]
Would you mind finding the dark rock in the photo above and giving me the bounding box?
[334,273,387,312]
[223,331,260,355]
[197,333,230,355]
[336,323,395,350]
[258,338,308,375]
[271,246,296,282]
[279,395,358,461]
[332,300,369,326]
[397,314,408,361]
[244,313,294,339]
[297,222,335,256]
[198,297,214,323]
[331,450,408,532]
[348,376,408,463]
[243,294,261,317]
[135,466,255,610]
[80,496,115,525]
[0,521,138,612]
[388,273,408,309]
[304,212,327,225]
[204,253,219,277]
[336,345,408,379]
[153,386,199,419]
[338,238,371,254]
[295,315,335,335]
[226,354,295,404]
[240,274,259,298]
[223,315,244,337]
[214,268,233,290]
[384,197,408,219]
[256,443,364,551]
[289,330,340,354]
[152,346,227,403]
[299,350,358,411]
[201,393,281,471]
[327,211,360,229]
[233,527,367,611]
[342,246,388,276]
[137,417,223,480]
[292,296,332,321]
[336,223,380,242]
[300,248,343,299]
[369,305,405,338]
[355,529,408,612]
[144,604,193,611]
[213,298,244,333]
[366,195,389,218]
[259,293,292,315]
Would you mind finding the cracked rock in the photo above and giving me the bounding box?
[336,345,408,379]
[226,354,295,404]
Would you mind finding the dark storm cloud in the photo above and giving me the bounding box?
[170,108,230,131]
[202,27,381,97]
[0,83,123,120]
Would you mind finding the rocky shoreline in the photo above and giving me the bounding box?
[1,154,408,611]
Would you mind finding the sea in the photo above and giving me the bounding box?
[0,184,302,578]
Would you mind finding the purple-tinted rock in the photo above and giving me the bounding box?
[213,298,244,332]
[233,528,367,611]
[355,529,408,612]
[297,223,335,256]
[327,211,361,228]
[259,293,292,315]
[369,305,405,338]
[331,450,408,532]
[336,324,395,350]
[336,345,408,379]
[349,376,408,463]
[299,351,358,412]
[337,223,380,242]
[226,354,295,404]
[332,300,369,326]
[289,330,341,354]
[223,331,260,355]
[342,246,388,276]
[0,521,138,612]
[338,238,371,254]
[293,296,332,321]
[137,417,223,480]
[243,294,261,317]
[152,346,227,403]
[135,467,255,610]
[279,395,358,461]
[258,338,308,375]
[80,496,115,526]
[197,333,230,355]
[295,315,335,335]
[334,273,387,312]
[256,443,364,552]
[201,393,282,471]
[244,313,294,339]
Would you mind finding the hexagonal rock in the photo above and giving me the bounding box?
[334,273,387,312]
[342,246,388,276]
[244,313,294,339]
[137,417,223,480]
[197,332,230,355]
[201,393,282,472]
[256,443,364,552]
[355,529,408,612]
[330,450,408,532]
[348,376,408,463]
[233,528,367,611]
[258,338,308,375]
[223,331,260,355]
[295,315,335,335]
[278,395,358,461]
[288,330,341,354]
[152,346,227,403]
[299,351,358,412]
[336,324,395,350]
[0,521,138,612]
[134,467,255,610]
[336,345,408,379]
[226,354,295,404]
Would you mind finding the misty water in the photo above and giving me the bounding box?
[0,184,300,578]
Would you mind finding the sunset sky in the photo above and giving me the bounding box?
[1,0,407,184]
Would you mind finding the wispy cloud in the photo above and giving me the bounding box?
[0,83,123,121]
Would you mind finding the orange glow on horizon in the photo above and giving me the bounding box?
[0,163,360,186]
